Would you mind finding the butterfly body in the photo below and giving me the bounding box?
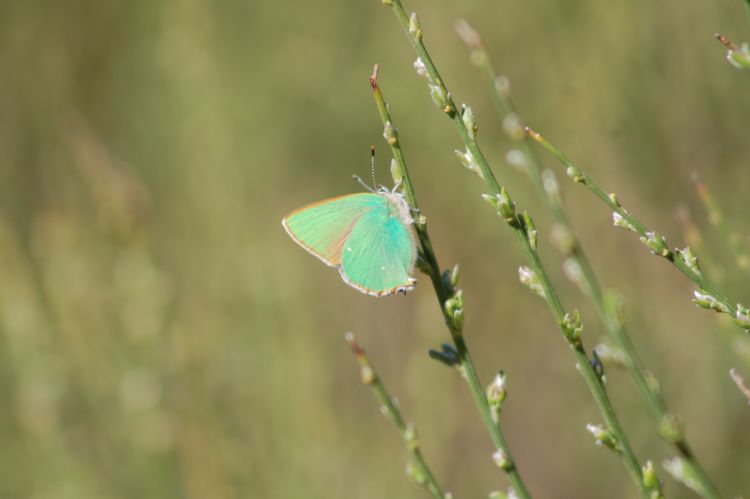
[282,191,417,296]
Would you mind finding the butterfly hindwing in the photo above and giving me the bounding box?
[282,193,383,266]
[340,198,416,296]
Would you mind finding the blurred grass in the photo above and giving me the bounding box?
[0,0,749,497]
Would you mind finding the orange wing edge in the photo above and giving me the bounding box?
[281,216,340,268]
[281,194,372,267]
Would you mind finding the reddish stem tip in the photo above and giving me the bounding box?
[370,64,380,89]
[715,33,736,50]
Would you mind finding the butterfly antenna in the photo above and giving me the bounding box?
[370,145,378,190]
[352,175,375,192]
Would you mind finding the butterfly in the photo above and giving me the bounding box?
[282,184,417,297]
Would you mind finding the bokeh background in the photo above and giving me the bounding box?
[1,0,749,497]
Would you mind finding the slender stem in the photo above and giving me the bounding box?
[729,368,750,404]
[346,333,446,498]
[371,66,531,499]
[527,128,748,332]
[378,1,655,496]
[692,175,750,274]
[743,0,750,32]
[455,22,720,499]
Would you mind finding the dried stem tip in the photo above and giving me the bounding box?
[730,368,750,405]
[715,32,736,50]
[370,64,380,88]
[345,332,364,357]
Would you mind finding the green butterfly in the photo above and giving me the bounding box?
[282,188,417,296]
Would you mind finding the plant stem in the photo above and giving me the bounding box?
[377,1,656,496]
[715,33,750,72]
[526,128,749,334]
[729,368,750,404]
[743,0,750,33]
[455,21,720,499]
[692,175,750,274]
[370,65,531,499]
[346,333,446,498]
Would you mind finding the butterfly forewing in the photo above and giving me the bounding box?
[282,193,383,266]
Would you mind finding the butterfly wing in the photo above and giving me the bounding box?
[340,198,417,296]
[282,193,382,267]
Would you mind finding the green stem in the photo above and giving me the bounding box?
[743,0,750,33]
[371,67,531,499]
[527,128,746,333]
[693,175,750,274]
[346,333,446,498]
[379,1,655,496]
[456,22,720,499]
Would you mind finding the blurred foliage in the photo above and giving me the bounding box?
[0,0,749,497]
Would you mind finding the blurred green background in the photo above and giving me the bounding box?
[1,0,749,497]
